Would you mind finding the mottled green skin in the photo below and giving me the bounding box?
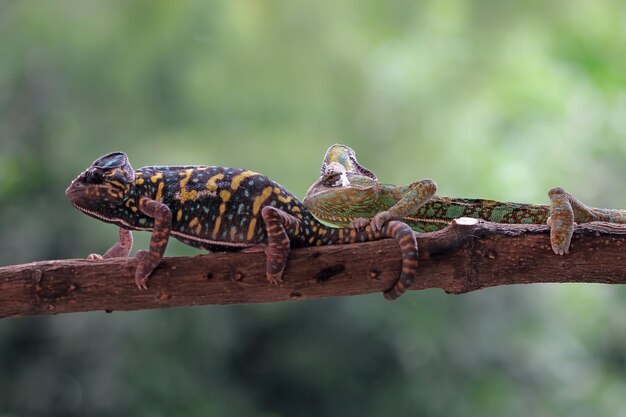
[306,176,550,232]
[303,145,626,250]
[398,195,550,232]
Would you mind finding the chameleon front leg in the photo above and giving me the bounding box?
[134,197,172,289]
[260,206,301,284]
[87,227,133,259]
[364,178,437,233]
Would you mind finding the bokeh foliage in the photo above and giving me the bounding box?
[1,1,625,416]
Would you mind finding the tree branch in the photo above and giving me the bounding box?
[1,219,625,319]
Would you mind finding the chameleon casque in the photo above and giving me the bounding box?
[66,152,419,300]
[303,144,626,255]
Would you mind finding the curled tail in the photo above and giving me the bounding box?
[261,206,418,300]
[379,221,419,300]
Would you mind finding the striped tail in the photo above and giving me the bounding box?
[379,221,419,300]
[322,220,418,301]
[261,206,419,300]
[318,219,419,299]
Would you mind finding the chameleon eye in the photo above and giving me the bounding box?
[322,173,340,187]
[85,169,104,184]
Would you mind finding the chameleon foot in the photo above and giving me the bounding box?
[87,228,134,260]
[370,211,393,233]
[547,186,626,254]
[242,241,284,283]
[263,239,288,285]
[134,250,161,290]
[548,187,575,255]
[349,218,371,230]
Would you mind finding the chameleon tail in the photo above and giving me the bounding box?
[262,206,419,300]
[380,221,419,300]
[315,218,419,300]
[316,214,418,300]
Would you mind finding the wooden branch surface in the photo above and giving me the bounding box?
[1,219,625,319]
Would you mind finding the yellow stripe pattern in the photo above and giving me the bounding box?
[231,171,259,190]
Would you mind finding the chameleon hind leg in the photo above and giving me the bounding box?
[362,179,437,233]
[87,227,134,259]
[260,206,302,285]
[547,187,626,254]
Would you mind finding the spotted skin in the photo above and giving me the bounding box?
[304,144,626,256]
[66,152,418,299]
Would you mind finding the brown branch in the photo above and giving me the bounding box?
[1,219,626,319]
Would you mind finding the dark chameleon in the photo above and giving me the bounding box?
[66,152,419,300]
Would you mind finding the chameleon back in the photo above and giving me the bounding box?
[141,166,311,250]
[407,196,551,232]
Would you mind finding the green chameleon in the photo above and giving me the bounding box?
[303,144,626,255]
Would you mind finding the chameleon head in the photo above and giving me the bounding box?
[304,162,349,203]
[321,144,377,180]
[304,146,384,222]
[305,144,379,204]
[303,160,379,212]
[66,152,136,221]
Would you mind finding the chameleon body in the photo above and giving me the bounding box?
[303,144,626,255]
[66,152,419,300]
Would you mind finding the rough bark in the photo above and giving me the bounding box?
[1,219,625,319]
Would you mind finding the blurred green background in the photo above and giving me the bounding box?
[1,1,626,416]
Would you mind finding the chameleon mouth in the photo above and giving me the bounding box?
[65,182,109,199]
[70,202,152,232]
[71,203,117,223]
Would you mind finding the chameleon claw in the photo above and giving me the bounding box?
[266,272,284,285]
[547,214,575,256]
[135,276,149,290]
[550,234,571,255]
[371,211,392,233]
[349,218,371,230]
[547,190,576,256]
[87,253,104,260]
[134,250,161,290]
[264,248,286,285]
